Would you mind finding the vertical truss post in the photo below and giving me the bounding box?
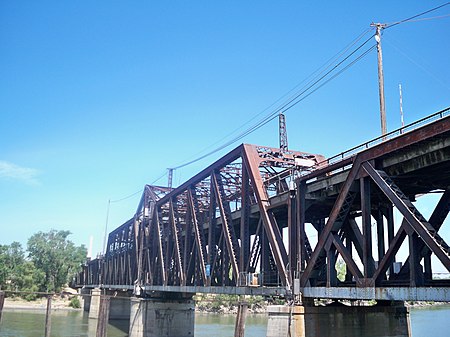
[361,177,374,278]
[345,234,353,282]
[169,199,185,285]
[261,226,271,286]
[212,172,240,283]
[409,232,424,287]
[385,205,395,276]
[326,239,337,288]
[208,174,217,285]
[297,180,306,272]
[288,184,297,280]
[187,188,207,285]
[155,210,166,286]
[375,207,385,264]
[183,202,192,286]
[240,166,251,274]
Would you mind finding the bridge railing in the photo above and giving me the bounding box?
[304,106,450,177]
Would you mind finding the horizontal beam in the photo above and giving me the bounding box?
[143,285,287,296]
[302,286,450,301]
[78,284,287,296]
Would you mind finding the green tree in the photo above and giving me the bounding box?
[0,242,44,299]
[0,242,27,290]
[27,230,86,292]
[0,244,10,288]
[336,258,347,282]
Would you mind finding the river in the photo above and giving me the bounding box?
[0,305,449,336]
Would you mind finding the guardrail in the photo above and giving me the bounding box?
[305,106,450,175]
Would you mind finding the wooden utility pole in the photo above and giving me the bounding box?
[234,298,248,337]
[372,23,387,138]
[44,295,52,337]
[0,291,5,322]
[96,295,111,337]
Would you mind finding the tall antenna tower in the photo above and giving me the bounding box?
[399,84,405,132]
[167,168,174,189]
[279,112,288,152]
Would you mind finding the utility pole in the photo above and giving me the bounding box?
[279,112,288,152]
[371,23,387,138]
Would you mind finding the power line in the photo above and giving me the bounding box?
[282,45,377,114]
[392,13,450,24]
[158,3,450,178]
[109,189,143,203]
[169,29,374,170]
[384,36,450,92]
[170,32,376,170]
[385,2,450,29]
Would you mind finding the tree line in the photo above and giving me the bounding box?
[0,229,87,300]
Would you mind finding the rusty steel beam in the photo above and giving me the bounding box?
[212,172,240,282]
[362,162,450,272]
[243,144,290,287]
[74,109,450,301]
[332,233,363,281]
[240,165,251,273]
[169,199,185,285]
[300,158,361,287]
[187,188,208,285]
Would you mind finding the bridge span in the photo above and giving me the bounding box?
[75,107,450,303]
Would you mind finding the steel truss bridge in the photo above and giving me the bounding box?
[76,107,450,302]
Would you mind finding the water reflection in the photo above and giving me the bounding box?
[0,305,449,337]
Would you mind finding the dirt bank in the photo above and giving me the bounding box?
[3,296,81,311]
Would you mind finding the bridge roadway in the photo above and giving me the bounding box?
[76,107,450,302]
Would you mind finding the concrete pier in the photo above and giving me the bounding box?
[88,288,101,319]
[109,295,131,320]
[86,288,131,321]
[81,287,91,312]
[129,295,195,337]
[266,302,411,337]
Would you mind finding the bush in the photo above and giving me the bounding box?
[68,297,81,308]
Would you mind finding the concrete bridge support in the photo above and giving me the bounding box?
[81,287,91,312]
[109,294,131,320]
[266,302,411,337]
[86,288,131,321]
[129,294,195,337]
[88,288,101,319]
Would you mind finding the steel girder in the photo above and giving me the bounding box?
[299,113,450,291]
[74,108,450,301]
[132,144,323,289]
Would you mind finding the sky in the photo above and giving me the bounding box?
[1,1,449,267]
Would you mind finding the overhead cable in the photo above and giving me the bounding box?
[170,32,376,170]
[385,2,450,29]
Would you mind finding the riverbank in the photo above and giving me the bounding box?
[3,296,80,311]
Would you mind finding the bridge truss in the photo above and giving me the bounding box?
[76,107,450,301]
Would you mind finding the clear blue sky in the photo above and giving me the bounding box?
[1,1,449,262]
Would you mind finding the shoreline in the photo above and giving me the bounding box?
[3,297,81,311]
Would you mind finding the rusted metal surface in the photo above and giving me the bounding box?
[74,107,450,301]
[302,287,450,302]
